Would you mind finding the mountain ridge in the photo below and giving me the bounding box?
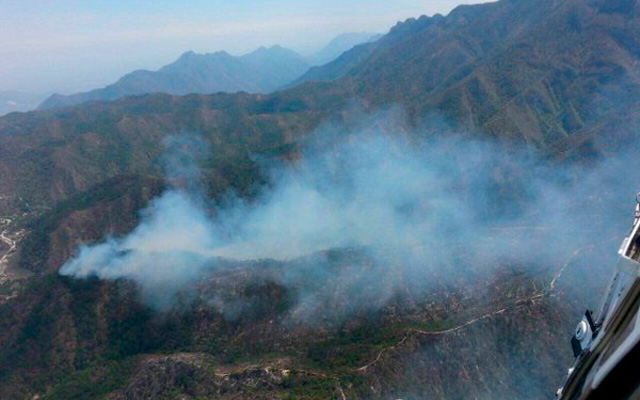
[38,45,311,110]
[37,32,382,112]
[0,0,636,213]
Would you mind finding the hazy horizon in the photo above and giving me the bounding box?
[1,0,492,95]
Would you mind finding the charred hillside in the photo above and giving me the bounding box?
[0,0,638,399]
[0,246,585,399]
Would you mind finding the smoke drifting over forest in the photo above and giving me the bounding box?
[60,112,640,315]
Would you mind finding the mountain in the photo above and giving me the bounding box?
[295,0,639,150]
[289,39,381,87]
[38,46,310,110]
[38,33,383,112]
[307,32,382,65]
[0,0,638,398]
[7,0,636,212]
[0,91,46,116]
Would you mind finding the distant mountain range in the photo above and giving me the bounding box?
[38,45,310,110]
[38,33,380,110]
[1,0,636,211]
[0,91,46,116]
[306,32,382,65]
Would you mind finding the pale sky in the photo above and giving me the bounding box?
[0,0,492,94]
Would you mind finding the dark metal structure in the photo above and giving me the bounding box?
[556,194,640,399]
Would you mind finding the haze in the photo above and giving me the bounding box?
[1,0,492,94]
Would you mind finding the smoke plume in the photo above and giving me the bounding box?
[59,113,640,315]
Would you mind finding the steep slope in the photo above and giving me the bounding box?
[343,0,640,149]
[38,46,310,110]
[295,0,639,150]
[0,237,584,399]
[0,90,333,212]
[289,40,381,86]
[307,32,382,66]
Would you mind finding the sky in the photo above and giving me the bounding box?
[0,0,491,94]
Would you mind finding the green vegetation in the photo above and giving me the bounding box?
[282,374,341,400]
[19,175,164,273]
[47,359,137,400]
[306,324,405,371]
[0,281,13,296]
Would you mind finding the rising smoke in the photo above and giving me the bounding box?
[59,111,640,316]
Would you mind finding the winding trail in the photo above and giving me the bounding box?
[355,239,607,372]
[356,292,546,372]
[549,239,616,291]
[0,218,16,265]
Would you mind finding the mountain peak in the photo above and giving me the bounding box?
[176,50,232,62]
[247,44,292,56]
[37,46,309,110]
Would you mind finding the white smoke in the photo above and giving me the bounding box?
[59,113,639,314]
